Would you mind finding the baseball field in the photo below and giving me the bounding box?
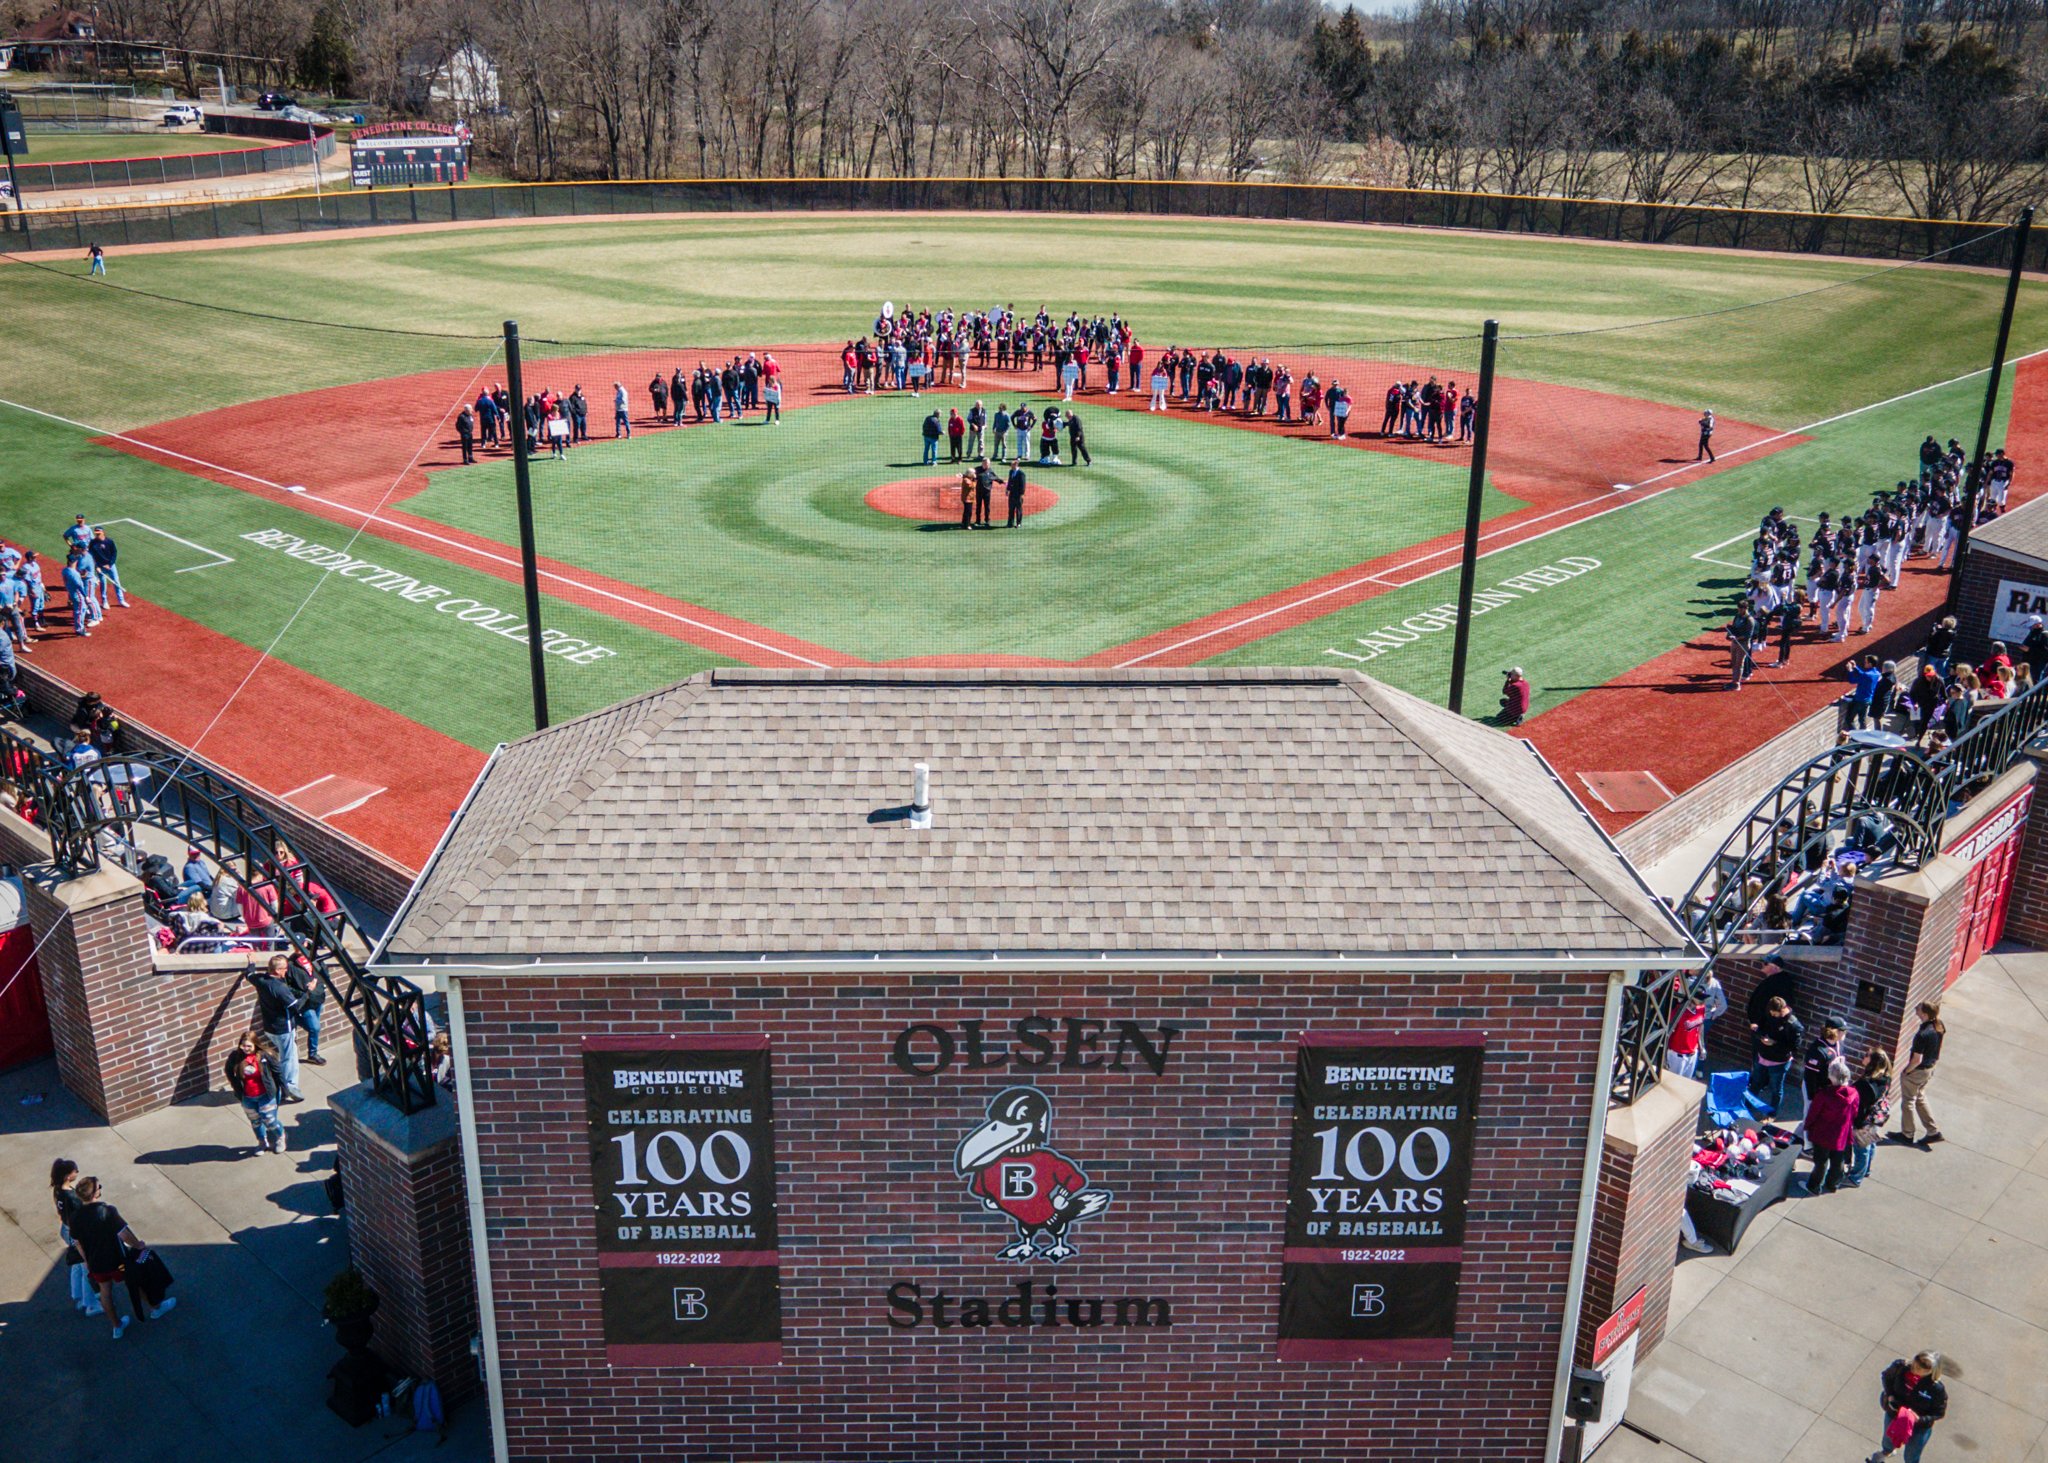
[2,211,2043,866]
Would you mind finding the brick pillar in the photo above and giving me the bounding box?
[1840,857,1968,1070]
[2,805,255,1124]
[2000,750,2048,948]
[1578,1072,1702,1367]
[330,1083,480,1400]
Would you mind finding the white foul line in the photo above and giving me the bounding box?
[103,516,234,573]
[2,400,834,670]
[1116,346,2048,667]
[281,773,335,799]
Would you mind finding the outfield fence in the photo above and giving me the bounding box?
[6,175,2044,272]
[7,129,335,193]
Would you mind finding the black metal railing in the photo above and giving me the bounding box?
[2,734,435,1113]
[1617,676,2048,1104]
[1935,671,2048,804]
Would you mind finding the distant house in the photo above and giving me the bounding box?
[5,7,98,71]
[400,41,499,114]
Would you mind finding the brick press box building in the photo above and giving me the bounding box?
[373,667,1700,1463]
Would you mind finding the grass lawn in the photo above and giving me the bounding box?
[3,214,2044,432]
[0,405,731,749]
[1202,371,2012,716]
[406,398,1510,662]
[20,130,260,162]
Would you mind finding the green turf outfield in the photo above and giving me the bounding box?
[19,130,257,163]
[2,212,2045,751]
[3,214,2043,430]
[406,400,1510,662]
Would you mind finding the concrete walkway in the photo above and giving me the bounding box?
[0,1049,485,1462]
[1604,944,2048,1462]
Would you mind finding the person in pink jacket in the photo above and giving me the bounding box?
[1803,1059,1860,1194]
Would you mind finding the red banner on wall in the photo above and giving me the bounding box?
[582,1034,783,1366]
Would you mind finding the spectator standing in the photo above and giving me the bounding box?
[921,410,943,467]
[1870,1353,1947,1463]
[52,1159,100,1316]
[1801,1059,1860,1195]
[966,401,986,458]
[1846,1048,1893,1188]
[1728,604,1757,688]
[1696,409,1716,463]
[224,1029,287,1154]
[69,1176,174,1337]
[947,408,966,463]
[246,954,306,1102]
[288,957,327,1067]
[613,383,630,439]
[1894,1001,1944,1148]
[1665,980,1706,1079]
[456,404,476,465]
[992,404,1011,461]
[1749,995,1804,1116]
[1068,411,1090,468]
[1005,462,1027,528]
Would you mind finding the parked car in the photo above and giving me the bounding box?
[257,91,297,110]
[160,103,204,126]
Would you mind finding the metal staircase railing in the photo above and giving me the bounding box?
[0,726,436,1113]
[1614,671,2048,1105]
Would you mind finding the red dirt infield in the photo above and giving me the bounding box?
[73,344,1824,874]
[865,475,1058,522]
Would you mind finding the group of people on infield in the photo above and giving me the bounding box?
[1,516,129,673]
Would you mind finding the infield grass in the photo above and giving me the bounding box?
[407,399,1512,661]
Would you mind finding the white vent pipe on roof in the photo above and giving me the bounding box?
[910,762,932,829]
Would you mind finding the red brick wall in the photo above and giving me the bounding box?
[331,1092,481,1399]
[1577,1081,1699,1369]
[0,807,258,1123]
[458,966,1611,1463]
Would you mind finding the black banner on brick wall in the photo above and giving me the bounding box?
[583,1035,782,1366]
[1278,1032,1485,1361]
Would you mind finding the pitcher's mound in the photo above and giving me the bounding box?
[866,476,1059,523]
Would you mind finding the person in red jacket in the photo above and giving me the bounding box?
[1802,1059,1860,1195]
[224,1027,287,1154]
[1666,981,1707,1079]
[1500,667,1532,727]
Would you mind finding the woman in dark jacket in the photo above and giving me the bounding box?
[224,1028,287,1154]
[1874,1351,1947,1460]
[1749,996,1805,1117]
[52,1157,99,1315]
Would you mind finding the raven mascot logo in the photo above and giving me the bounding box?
[954,1086,1112,1263]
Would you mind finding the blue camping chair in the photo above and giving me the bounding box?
[1704,1070,1754,1130]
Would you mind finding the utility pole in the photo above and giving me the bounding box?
[1447,319,1501,716]
[1947,205,2035,615]
[503,320,551,730]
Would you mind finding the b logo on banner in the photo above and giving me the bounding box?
[672,1287,708,1322]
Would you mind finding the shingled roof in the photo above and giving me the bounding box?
[378,668,1695,967]
[1966,492,2048,574]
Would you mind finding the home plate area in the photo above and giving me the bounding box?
[283,773,387,818]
